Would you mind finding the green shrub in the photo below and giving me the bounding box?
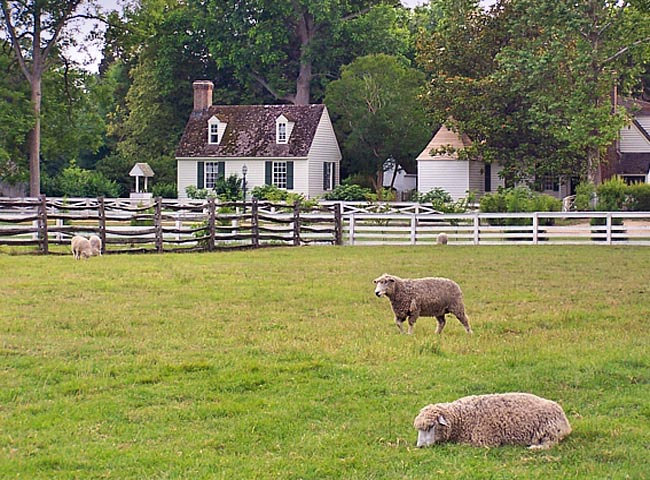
[251,184,289,202]
[596,176,627,211]
[152,182,177,199]
[479,187,561,227]
[322,183,373,201]
[574,182,596,211]
[627,183,650,211]
[185,185,216,199]
[43,161,120,198]
[414,187,472,214]
[214,175,243,202]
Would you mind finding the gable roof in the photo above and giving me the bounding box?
[176,104,325,158]
[129,162,155,177]
[416,124,472,161]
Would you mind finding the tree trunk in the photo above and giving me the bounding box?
[29,76,42,197]
[293,10,314,105]
[294,60,312,105]
[586,146,602,185]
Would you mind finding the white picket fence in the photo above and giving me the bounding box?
[343,211,650,246]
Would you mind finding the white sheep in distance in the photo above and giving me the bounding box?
[437,233,448,245]
[89,234,102,256]
[373,274,472,334]
[70,235,93,260]
[414,393,572,450]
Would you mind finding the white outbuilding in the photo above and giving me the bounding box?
[416,124,504,201]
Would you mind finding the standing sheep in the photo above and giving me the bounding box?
[89,234,102,256]
[70,235,93,260]
[437,233,448,245]
[373,274,472,334]
[414,393,572,450]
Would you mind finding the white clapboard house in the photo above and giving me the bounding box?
[176,80,341,199]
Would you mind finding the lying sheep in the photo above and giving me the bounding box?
[373,274,472,334]
[414,393,572,450]
[89,234,102,256]
[70,235,93,260]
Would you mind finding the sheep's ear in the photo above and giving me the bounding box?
[437,415,448,427]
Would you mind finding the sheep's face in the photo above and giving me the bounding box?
[414,406,449,448]
[373,274,396,297]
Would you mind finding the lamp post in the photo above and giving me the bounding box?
[242,164,248,212]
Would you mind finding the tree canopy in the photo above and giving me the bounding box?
[325,53,432,190]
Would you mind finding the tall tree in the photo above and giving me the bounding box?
[417,0,650,184]
[325,54,432,190]
[0,0,98,196]
[203,0,409,105]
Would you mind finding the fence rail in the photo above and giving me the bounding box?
[2,197,650,253]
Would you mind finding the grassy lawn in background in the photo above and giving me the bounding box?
[1,246,649,479]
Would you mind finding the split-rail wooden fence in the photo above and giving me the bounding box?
[0,196,342,254]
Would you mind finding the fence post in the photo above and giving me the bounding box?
[473,213,480,245]
[334,202,343,245]
[349,213,356,245]
[251,198,260,248]
[38,194,49,254]
[606,212,612,245]
[207,197,216,252]
[292,201,301,246]
[410,215,417,245]
[98,197,107,254]
[154,196,163,253]
[532,212,539,245]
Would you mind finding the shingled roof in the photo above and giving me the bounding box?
[176,104,325,158]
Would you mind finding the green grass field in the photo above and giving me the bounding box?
[1,246,649,479]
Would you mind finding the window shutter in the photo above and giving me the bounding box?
[197,161,204,189]
[484,163,491,193]
[218,161,225,180]
[286,161,294,190]
[323,163,329,190]
[265,161,272,185]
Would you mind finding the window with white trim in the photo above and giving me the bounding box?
[205,162,220,189]
[207,116,225,144]
[277,122,287,144]
[209,123,219,143]
[273,161,287,188]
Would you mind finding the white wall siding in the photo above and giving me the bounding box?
[307,107,342,198]
[418,160,469,200]
[178,158,309,199]
[177,160,197,199]
[620,120,650,152]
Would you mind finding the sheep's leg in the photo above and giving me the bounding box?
[451,305,473,334]
[395,316,406,334]
[406,312,420,335]
[435,315,446,334]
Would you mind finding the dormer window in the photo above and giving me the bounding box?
[207,116,226,144]
[275,114,293,144]
[277,122,287,143]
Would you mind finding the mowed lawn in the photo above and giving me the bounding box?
[1,246,649,479]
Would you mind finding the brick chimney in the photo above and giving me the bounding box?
[193,80,213,111]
